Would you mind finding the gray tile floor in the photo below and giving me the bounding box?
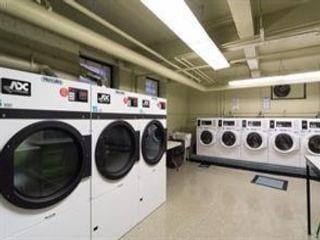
[122,161,320,240]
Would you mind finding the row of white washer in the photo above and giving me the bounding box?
[0,67,167,240]
[197,117,320,168]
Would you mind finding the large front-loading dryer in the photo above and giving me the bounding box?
[196,118,220,157]
[91,87,141,240]
[268,119,301,167]
[0,67,91,239]
[215,119,242,160]
[300,119,320,167]
[240,119,269,163]
[138,94,167,222]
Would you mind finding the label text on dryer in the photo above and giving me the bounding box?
[1,78,31,96]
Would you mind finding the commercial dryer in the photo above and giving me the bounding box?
[0,67,91,239]
[138,94,167,222]
[91,87,141,240]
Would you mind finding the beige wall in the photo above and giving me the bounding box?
[187,83,320,130]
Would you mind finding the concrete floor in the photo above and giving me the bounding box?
[122,161,320,240]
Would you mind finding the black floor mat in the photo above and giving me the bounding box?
[251,175,288,191]
[198,163,210,168]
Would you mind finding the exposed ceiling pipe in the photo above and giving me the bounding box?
[179,57,215,83]
[0,54,76,79]
[178,25,320,61]
[0,0,205,91]
[62,0,203,83]
[174,57,207,83]
[177,44,320,72]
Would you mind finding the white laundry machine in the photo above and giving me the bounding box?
[91,87,141,240]
[196,118,220,157]
[137,94,167,222]
[300,119,320,167]
[215,118,242,160]
[240,119,269,163]
[0,67,91,240]
[268,119,301,167]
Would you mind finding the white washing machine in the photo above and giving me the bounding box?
[240,119,269,163]
[300,119,320,167]
[0,67,91,240]
[196,118,220,157]
[268,119,301,167]
[215,118,242,160]
[138,94,167,222]
[91,87,140,240]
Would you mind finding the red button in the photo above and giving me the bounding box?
[59,88,69,97]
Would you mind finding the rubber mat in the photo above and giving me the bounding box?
[251,175,288,191]
[198,163,210,168]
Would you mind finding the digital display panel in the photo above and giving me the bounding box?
[276,121,292,128]
[310,122,320,129]
[223,121,235,126]
[201,120,212,126]
[248,121,261,127]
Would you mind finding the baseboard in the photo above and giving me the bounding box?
[189,154,320,180]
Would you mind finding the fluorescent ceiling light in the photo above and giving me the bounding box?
[141,0,230,70]
[228,70,320,89]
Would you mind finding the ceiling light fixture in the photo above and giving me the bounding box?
[228,70,320,88]
[140,0,230,70]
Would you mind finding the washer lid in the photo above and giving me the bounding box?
[273,132,298,153]
[308,134,320,155]
[0,121,91,209]
[95,120,140,180]
[221,131,238,148]
[199,130,215,146]
[142,120,166,166]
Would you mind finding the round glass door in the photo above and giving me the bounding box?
[222,131,236,147]
[142,120,166,165]
[95,121,138,180]
[308,135,320,154]
[275,133,293,151]
[200,131,213,145]
[0,121,88,209]
[246,132,263,149]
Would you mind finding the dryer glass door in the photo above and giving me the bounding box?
[246,132,263,149]
[275,133,293,151]
[308,135,320,154]
[200,130,213,145]
[222,131,236,147]
[95,121,139,180]
[0,121,89,209]
[142,120,166,165]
